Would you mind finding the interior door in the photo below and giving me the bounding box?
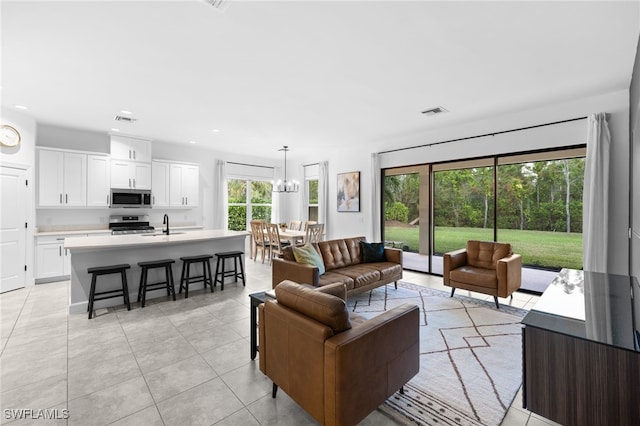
[1,166,27,293]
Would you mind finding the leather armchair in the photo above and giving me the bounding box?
[258,280,419,426]
[443,240,522,308]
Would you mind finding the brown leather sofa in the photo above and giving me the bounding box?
[443,240,522,308]
[271,236,402,297]
[259,280,419,426]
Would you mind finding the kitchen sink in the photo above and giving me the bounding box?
[141,232,186,237]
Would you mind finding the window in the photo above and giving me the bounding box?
[227,179,272,231]
[307,179,318,221]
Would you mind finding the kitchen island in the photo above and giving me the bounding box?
[64,229,249,314]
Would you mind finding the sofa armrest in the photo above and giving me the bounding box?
[323,304,420,426]
[496,254,522,297]
[443,248,467,285]
[272,258,320,289]
[384,247,403,266]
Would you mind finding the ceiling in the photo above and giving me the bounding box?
[2,1,639,161]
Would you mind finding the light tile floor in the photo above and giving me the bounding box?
[1,258,559,426]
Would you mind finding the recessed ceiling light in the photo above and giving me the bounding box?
[14,104,28,110]
[189,140,197,144]
[212,129,220,133]
[111,128,120,132]
[120,110,132,115]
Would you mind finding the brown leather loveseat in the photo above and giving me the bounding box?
[271,236,402,297]
[259,280,419,425]
[443,240,522,308]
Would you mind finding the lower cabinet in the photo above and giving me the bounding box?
[35,235,84,280]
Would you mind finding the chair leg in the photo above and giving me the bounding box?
[394,281,398,290]
[494,296,499,309]
[272,383,278,398]
[206,259,214,293]
[399,386,405,395]
[122,270,131,311]
[238,254,246,286]
[450,288,455,297]
[167,265,177,301]
[88,274,97,319]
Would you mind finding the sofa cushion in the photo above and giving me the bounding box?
[275,280,351,333]
[318,237,366,271]
[293,243,325,275]
[360,241,386,263]
[334,265,382,289]
[466,240,512,270]
[450,265,497,289]
[318,271,355,290]
[367,262,402,281]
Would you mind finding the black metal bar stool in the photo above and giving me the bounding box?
[137,259,177,308]
[87,264,131,319]
[179,255,214,298]
[214,251,246,291]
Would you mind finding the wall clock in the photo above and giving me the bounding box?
[0,125,22,147]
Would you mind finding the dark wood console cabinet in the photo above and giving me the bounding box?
[522,269,640,426]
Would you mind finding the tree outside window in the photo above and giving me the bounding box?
[308,179,318,221]
[228,179,272,231]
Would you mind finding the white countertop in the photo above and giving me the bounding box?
[64,229,248,250]
[35,225,203,237]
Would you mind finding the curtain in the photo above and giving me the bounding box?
[298,164,308,221]
[583,112,611,273]
[318,161,329,237]
[271,166,281,224]
[370,153,381,242]
[213,159,228,230]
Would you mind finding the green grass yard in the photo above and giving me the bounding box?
[384,225,583,270]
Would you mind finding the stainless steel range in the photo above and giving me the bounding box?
[109,214,155,235]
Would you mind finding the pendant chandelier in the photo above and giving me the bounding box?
[273,145,299,193]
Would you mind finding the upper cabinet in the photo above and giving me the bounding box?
[152,160,199,208]
[111,160,152,190]
[87,155,110,207]
[38,149,87,207]
[110,135,152,162]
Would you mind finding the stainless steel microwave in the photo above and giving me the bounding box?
[110,189,152,208]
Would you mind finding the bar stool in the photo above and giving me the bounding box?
[87,264,131,319]
[179,255,214,298]
[137,259,176,308]
[214,251,246,291]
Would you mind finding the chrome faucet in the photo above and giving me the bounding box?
[163,214,170,235]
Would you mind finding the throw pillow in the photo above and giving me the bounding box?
[293,243,325,275]
[360,241,386,263]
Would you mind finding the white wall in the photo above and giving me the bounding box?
[303,90,630,275]
[1,108,37,286]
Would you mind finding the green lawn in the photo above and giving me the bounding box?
[384,225,583,270]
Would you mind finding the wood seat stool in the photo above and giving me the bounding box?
[137,259,176,308]
[179,255,214,298]
[214,251,246,291]
[87,264,131,319]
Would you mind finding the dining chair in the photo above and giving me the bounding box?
[303,220,317,231]
[289,220,303,231]
[250,220,270,264]
[266,223,289,264]
[304,223,324,244]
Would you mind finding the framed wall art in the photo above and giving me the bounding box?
[337,171,360,212]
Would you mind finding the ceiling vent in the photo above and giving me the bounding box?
[202,0,231,10]
[114,115,137,123]
[421,106,448,116]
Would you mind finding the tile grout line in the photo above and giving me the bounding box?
[0,286,32,358]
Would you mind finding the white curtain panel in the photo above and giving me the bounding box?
[318,161,329,236]
[213,159,228,230]
[298,164,308,221]
[583,112,611,273]
[370,153,381,242]
[271,166,281,224]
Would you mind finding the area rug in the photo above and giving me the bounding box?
[346,282,527,426]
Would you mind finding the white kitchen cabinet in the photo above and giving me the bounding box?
[151,161,170,207]
[110,135,152,162]
[169,163,199,207]
[111,160,151,190]
[38,149,87,207]
[35,236,75,279]
[87,155,111,207]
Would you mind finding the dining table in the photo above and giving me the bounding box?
[277,229,306,245]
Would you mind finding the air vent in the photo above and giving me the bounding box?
[114,115,137,123]
[202,0,230,10]
[421,106,448,116]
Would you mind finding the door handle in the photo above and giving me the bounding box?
[133,150,136,160]
[59,246,62,256]
[152,196,155,205]
[65,194,68,204]
[129,150,132,159]
[133,179,136,188]
[107,195,109,205]
[129,178,132,188]
[59,193,62,204]
[185,197,188,205]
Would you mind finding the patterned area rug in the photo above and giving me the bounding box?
[347,282,527,426]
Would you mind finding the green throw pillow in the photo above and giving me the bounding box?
[361,241,386,263]
[293,243,325,275]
